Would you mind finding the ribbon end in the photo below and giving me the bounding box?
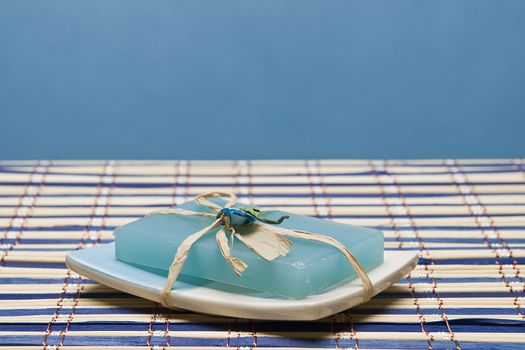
[230,257,248,276]
[235,223,293,261]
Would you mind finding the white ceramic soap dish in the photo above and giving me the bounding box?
[66,243,417,321]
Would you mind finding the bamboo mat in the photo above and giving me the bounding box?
[0,159,524,349]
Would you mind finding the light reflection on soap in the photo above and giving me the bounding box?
[114,199,384,299]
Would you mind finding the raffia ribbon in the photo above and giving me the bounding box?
[150,191,373,307]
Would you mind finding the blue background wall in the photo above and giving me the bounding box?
[1,0,523,159]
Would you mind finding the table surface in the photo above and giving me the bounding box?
[0,159,524,349]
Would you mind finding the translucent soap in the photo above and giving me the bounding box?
[114,199,384,299]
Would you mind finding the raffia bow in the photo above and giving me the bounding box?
[151,191,373,307]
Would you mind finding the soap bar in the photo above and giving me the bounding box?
[114,199,384,299]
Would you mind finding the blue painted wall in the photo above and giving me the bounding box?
[1,1,523,159]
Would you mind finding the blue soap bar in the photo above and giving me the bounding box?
[114,199,384,299]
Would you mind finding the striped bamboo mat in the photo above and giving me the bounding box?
[0,159,524,349]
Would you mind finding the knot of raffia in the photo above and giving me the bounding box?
[148,191,373,308]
